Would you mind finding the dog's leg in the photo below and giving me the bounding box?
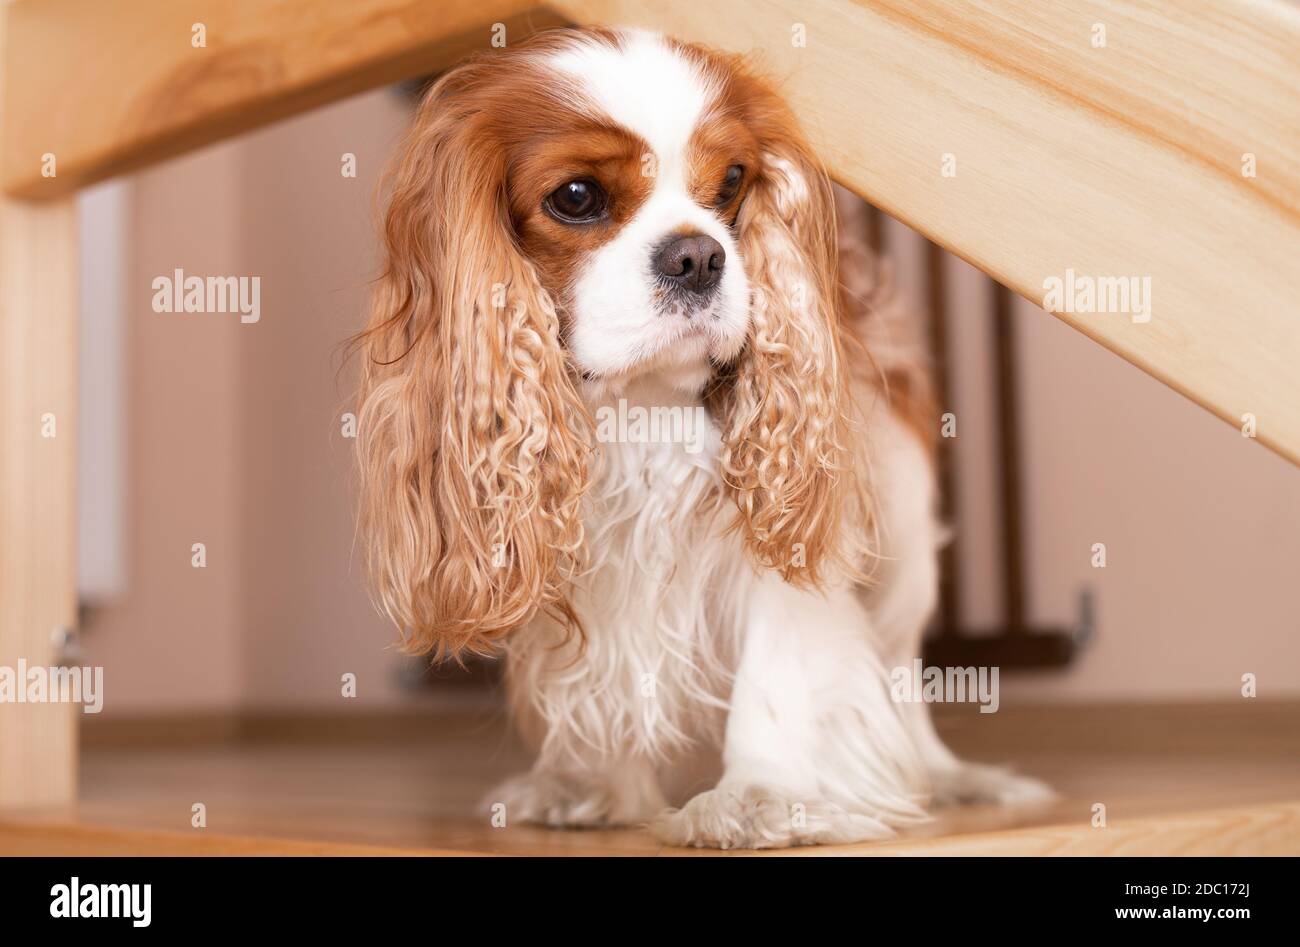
[868,418,1053,807]
[487,626,672,829]
[651,575,928,849]
[486,756,668,829]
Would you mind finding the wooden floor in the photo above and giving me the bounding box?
[2,701,1299,855]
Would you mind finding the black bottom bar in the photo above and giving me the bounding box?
[1,854,1282,932]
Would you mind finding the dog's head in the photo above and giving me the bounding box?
[356,28,866,655]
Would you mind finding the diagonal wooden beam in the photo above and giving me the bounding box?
[2,0,564,198]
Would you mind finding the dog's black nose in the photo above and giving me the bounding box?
[654,233,725,295]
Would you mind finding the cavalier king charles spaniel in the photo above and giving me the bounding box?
[355,26,1048,848]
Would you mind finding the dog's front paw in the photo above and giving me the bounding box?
[485,769,662,829]
[929,763,1055,808]
[651,784,896,850]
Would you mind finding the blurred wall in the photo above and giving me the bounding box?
[79,141,246,712]
[81,87,1300,714]
[82,89,424,713]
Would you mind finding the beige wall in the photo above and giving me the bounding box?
[83,89,429,713]
[82,86,1300,715]
[233,87,414,710]
[81,140,245,712]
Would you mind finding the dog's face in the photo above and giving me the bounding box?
[506,33,758,393]
[356,28,868,655]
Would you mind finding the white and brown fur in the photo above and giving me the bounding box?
[355,27,1049,849]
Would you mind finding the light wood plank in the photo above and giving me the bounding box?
[4,701,1299,855]
[0,821,451,856]
[844,801,1300,857]
[6,801,1296,856]
[1,0,562,197]
[0,4,79,808]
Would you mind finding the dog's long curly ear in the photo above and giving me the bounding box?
[718,121,870,588]
[355,70,591,659]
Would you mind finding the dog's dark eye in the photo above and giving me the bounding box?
[715,164,744,206]
[545,179,607,222]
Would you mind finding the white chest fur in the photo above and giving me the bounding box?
[506,377,753,768]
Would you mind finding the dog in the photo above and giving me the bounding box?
[354,26,1048,848]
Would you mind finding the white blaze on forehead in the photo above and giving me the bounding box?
[547,30,715,184]
[548,31,749,389]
